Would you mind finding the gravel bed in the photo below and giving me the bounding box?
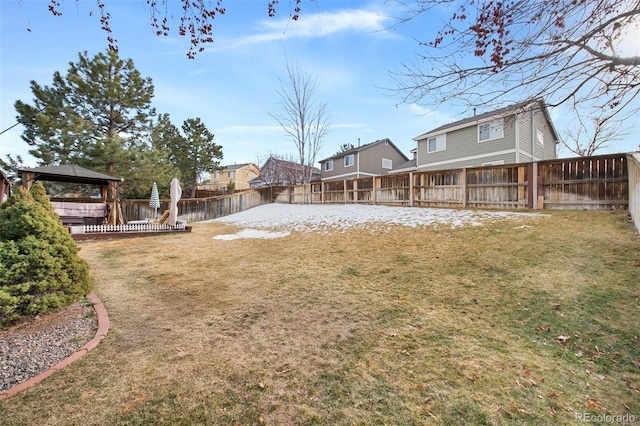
[0,300,98,392]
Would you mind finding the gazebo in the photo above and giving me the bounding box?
[19,165,124,225]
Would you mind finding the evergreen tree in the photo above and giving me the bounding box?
[14,50,167,198]
[335,143,355,155]
[158,116,223,198]
[0,184,93,327]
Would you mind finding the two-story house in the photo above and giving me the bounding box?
[319,138,409,181]
[249,156,321,188]
[397,98,558,173]
[202,163,260,191]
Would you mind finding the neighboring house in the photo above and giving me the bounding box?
[202,163,260,191]
[396,98,558,173]
[319,138,409,181]
[249,156,321,188]
[1,168,11,204]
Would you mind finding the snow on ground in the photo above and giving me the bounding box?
[205,204,545,239]
[212,229,291,240]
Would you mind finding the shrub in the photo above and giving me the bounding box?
[0,184,93,327]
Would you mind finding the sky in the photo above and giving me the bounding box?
[1,0,639,171]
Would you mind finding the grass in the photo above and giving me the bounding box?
[1,209,639,425]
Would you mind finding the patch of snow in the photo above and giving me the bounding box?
[212,229,291,240]
[205,204,545,237]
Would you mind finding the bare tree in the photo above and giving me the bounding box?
[561,112,630,157]
[269,61,331,187]
[391,0,640,144]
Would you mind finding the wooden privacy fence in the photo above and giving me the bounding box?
[303,153,630,211]
[116,153,637,229]
[538,155,628,210]
[121,189,270,223]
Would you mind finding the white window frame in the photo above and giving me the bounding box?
[214,172,219,179]
[344,154,354,167]
[427,134,446,153]
[382,158,393,169]
[325,160,333,171]
[478,119,504,142]
[227,171,233,178]
[536,128,544,146]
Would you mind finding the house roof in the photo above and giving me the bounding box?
[262,156,321,174]
[320,138,409,163]
[390,158,417,174]
[413,98,557,141]
[222,163,257,171]
[18,165,123,185]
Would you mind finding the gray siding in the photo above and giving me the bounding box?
[322,154,356,180]
[359,143,408,175]
[517,108,556,162]
[321,141,408,181]
[418,152,517,171]
[417,115,517,170]
[415,101,557,171]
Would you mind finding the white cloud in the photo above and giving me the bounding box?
[217,9,392,50]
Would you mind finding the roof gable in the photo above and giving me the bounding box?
[320,138,409,163]
[222,163,257,171]
[262,157,320,175]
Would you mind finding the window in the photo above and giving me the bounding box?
[344,154,354,167]
[214,172,219,179]
[325,160,333,171]
[536,128,544,146]
[382,158,392,169]
[427,134,446,153]
[227,171,233,178]
[478,119,504,142]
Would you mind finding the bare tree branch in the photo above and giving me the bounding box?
[390,0,640,146]
[269,60,331,190]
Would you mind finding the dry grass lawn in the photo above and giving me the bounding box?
[0,208,639,425]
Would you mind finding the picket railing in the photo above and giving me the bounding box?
[83,222,186,233]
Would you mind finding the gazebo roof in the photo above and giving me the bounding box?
[18,165,123,185]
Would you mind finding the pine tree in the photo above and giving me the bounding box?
[14,50,167,198]
[157,116,223,198]
[0,184,93,327]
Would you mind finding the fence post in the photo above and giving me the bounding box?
[343,180,347,204]
[409,172,414,207]
[531,162,539,209]
[461,169,467,208]
[373,177,378,205]
[518,166,526,206]
[353,179,358,204]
